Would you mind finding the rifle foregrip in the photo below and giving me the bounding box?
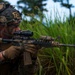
[23,52,32,65]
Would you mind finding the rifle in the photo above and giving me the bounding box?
[0,30,75,47]
[0,30,75,65]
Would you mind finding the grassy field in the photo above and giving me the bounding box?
[20,15,75,75]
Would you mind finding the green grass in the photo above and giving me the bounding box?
[20,15,75,75]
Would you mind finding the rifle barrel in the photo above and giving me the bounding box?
[58,44,75,47]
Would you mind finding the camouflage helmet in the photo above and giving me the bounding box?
[0,2,22,25]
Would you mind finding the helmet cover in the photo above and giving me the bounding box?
[0,2,22,25]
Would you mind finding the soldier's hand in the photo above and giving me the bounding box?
[24,44,41,54]
[2,46,23,60]
[40,35,54,41]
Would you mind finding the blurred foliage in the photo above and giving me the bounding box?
[53,0,75,20]
[17,0,48,21]
[20,11,75,75]
[0,0,5,2]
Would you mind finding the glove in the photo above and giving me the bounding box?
[2,46,23,60]
[40,35,54,41]
[24,44,41,54]
[24,36,50,54]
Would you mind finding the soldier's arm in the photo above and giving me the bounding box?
[0,45,23,61]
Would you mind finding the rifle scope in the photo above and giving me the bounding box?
[13,30,33,36]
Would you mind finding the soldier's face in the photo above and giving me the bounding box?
[0,25,20,38]
[7,25,19,34]
[7,19,21,34]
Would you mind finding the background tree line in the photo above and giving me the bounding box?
[0,0,75,21]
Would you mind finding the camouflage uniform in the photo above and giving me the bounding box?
[0,2,39,75]
[0,43,38,75]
